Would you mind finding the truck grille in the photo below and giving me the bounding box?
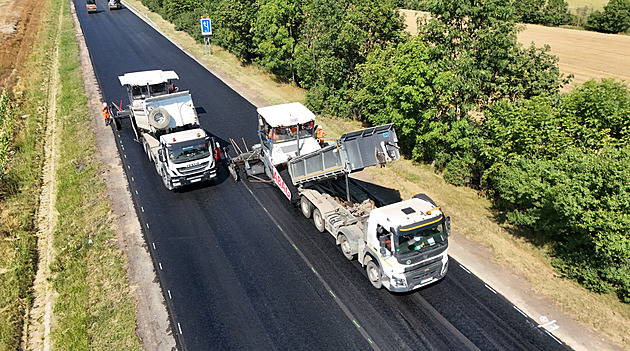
[177,162,209,175]
[405,258,443,286]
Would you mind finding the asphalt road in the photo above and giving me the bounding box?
[73,2,572,350]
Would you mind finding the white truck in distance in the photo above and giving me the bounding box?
[228,102,450,292]
[114,70,219,190]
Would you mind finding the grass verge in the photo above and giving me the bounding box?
[45,0,141,348]
[123,0,630,347]
[0,0,142,348]
[0,7,49,348]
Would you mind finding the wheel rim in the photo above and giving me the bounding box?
[301,197,311,218]
[313,209,324,232]
[340,238,351,256]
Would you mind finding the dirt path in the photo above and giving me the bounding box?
[517,24,630,89]
[24,0,63,347]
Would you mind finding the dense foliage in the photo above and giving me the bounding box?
[513,0,571,26]
[587,0,630,34]
[482,79,630,301]
[139,0,630,302]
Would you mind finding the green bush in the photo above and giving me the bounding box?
[587,0,630,33]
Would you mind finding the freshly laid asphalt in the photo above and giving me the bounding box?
[73,1,572,350]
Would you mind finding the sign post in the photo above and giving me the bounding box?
[200,17,212,55]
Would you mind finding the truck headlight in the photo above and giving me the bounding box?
[393,276,406,287]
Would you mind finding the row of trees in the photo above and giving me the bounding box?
[141,0,630,301]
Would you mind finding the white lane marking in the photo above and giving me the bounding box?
[146,223,150,229]
[152,242,156,250]
[177,323,183,334]
[544,330,562,344]
[135,190,138,195]
[131,176,134,182]
[459,264,471,274]
[513,306,527,318]
[158,263,163,270]
[168,290,172,299]
[124,154,127,158]
[484,284,497,294]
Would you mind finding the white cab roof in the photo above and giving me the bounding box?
[118,70,179,86]
[373,198,443,228]
[257,102,315,127]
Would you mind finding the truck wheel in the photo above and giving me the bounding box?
[227,161,239,181]
[366,259,382,289]
[338,234,355,260]
[312,208,325,233]
[161,171,173,191]
[143,138,152,161]
[300,196,312,218]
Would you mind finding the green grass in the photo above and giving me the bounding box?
[47,0,141,348]
[0,0,142,348]
[0,10,50,350]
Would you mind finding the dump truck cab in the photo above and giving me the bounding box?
[86,0,97,13]
[364,194,450,292]
[257,102,321,167]
[108,0,121,10]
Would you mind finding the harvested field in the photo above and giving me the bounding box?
[401,10,630,91]
[518,24,630,90]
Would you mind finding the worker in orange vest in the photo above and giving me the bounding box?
[316,125,327,147]
[102,102,111,126]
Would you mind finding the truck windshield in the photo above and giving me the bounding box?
[270,123,315,143]
[395,222,447,256]
[167,140,210,164]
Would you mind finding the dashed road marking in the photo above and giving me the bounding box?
[159,262,163,270]
[513,306,527,318]
[152,242,156,250]
[177,322,183,335]
[168,290,172,299]
[459,264,471,274]
[485,284,497,294]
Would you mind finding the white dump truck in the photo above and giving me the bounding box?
[227,102,450,292]
[113,70,220,190]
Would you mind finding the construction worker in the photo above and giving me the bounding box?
[102,102,111,126]
[316,125,327,147]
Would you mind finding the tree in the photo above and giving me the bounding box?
[490,146,630,302]
[252,0,305,82]
[513,0,570,26]
[421,0,568,118]
[211,0,258,62]
[587,0,630,33]
[294,0,404,114]
[349,37,452,161]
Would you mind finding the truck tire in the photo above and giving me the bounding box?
[300,196,312,218]
[161,169,173,191]
[366,259,382,289]
[148,107,171,129]
[143,138,152,162]
[338,234,355,260]
[312,208,325,233]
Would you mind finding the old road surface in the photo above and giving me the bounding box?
[73,1,571,350]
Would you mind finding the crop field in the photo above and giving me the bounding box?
[401,9,630,91]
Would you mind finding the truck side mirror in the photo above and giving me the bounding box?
[158,149,166,163]
[446,216,451,236]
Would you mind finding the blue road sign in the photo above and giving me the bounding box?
[201,18,212,36]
